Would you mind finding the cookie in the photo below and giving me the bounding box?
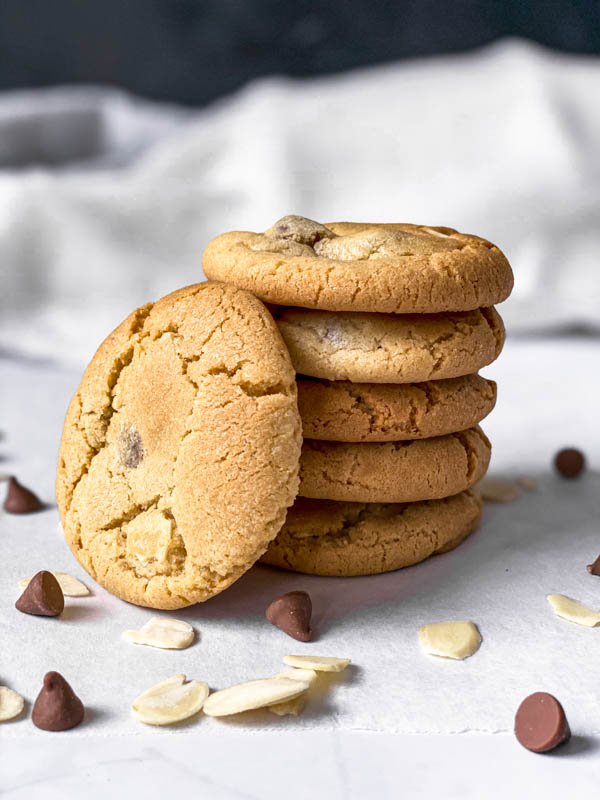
[202,216,513,313]
[260,490,482,576]
[298,374,496,441]
[299,427,490,503]
[57,282,302,609]
[276,307,504,383]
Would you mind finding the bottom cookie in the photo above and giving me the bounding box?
[260,490,482,576]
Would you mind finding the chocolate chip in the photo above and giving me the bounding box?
[32,671,85,731]
[15,570,64,616]
[514,692,570,753]
[120,425,144,469]
[3,476,43,513]
[264,215,335,247]
[587,555,600,576]
[554,448,585,478]
[266,590,313,642]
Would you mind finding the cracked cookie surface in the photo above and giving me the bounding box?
[297,374,496,441]
[276,306,504,383]
[202,216,513,313]
[56,282,302,609]
[260,490,482,576]
[299,427,490,502]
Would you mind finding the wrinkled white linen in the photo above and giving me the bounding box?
[1,39,599,365]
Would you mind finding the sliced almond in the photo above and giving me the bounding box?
[0,686,25,722]
[269,696,307,716]
[18,572,90,597]
[203,677,310,717]
[517,476,538,491]
[268,668,318,716]
[283,655,350,672]
[547,594,600,627]
[418,620,481,660]
[273,668,318,685]
[421,227,453,239]
[132,674,208,726]
[122,617,195,649]
[478,478,521,503]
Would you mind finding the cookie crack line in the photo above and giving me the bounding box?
[67,304,291,520]
[99,496,161,532]
[286,503,412,544]
[79,347,290,590]
[64,303,155,515]
[338,383,379,429]
[204,364,289,398]
[453,430,483,482]
[480,306,505,355]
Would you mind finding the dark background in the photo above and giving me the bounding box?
[0,0,599,107]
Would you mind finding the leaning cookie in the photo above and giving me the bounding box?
[299,427,490,503]
[202,216,513,313]
[261,491,482,576]
[57,282,302,609]
[298,374,496,442]
[276,307,504,383]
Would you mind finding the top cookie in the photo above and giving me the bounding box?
[57,282,302,609]
[202,215,513,313]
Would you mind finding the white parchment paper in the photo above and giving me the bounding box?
[1,337,599,737]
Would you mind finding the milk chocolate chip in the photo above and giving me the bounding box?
[514,692,570,753]
[265,215,335,247]
[586,555,600,576]
[3,476,43,513]
[15,570,64,616]
[32,672,85,731]
[554,448,585,478]
[266,590,313,642]
[120,425,145,469]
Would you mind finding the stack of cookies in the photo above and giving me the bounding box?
[56,216,513,611]
[204,216,513,578]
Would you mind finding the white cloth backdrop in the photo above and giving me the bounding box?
[0,39,599,365]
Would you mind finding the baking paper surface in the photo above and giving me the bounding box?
[1,338,599,737]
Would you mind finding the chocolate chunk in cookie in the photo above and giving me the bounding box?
[119,424,145,469]
[265,215,335,246]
